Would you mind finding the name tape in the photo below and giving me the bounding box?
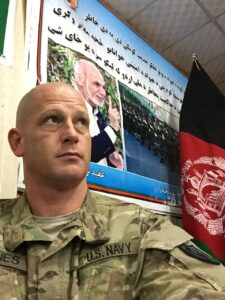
[79,240,139,268]
[0,250,26,272]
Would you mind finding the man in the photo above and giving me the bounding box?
[1,82,225,299]
[73,59,123,169]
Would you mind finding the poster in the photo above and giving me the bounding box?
[20,0,188,215]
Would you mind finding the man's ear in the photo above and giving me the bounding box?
[75,74,84,87]
[8,128,24,157]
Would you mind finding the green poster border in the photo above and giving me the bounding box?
[0,0,10,55]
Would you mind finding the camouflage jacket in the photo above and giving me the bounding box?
[0,190,225,299]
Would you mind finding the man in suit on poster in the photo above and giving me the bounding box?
[73,59,123,169]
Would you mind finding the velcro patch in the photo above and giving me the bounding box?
[0,250,27,272]
[179,244,220,265]
[79,240,139,268]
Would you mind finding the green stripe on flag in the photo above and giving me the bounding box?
[193,239,225,266]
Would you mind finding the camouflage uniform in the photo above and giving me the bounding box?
[0,190,224,299]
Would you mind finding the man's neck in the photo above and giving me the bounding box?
[85,100,98,114]
[24,179,88,217]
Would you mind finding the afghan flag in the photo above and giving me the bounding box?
[179,61,225,263]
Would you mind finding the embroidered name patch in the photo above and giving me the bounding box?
[0,250,26,271]
[79,240,139,268]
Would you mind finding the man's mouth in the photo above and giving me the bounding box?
[57,152,81,158]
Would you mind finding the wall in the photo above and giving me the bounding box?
[0,1,182,221]
[0,0,26,198]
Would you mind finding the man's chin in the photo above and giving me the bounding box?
[46,169,86,186]
[98,101,104,107]
[92,98,104,107]
[51,176,85,190]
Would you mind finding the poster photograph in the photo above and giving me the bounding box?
[20,0,189,215]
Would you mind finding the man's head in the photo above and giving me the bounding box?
[73,59,106,108]
[8,82,91,190]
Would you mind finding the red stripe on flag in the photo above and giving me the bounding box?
[180,131,225,261]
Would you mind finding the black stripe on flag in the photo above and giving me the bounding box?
[180,62,225,149]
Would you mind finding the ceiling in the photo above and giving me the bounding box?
[100,0,225,96]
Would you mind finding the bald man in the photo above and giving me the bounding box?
[9,82,90,214]
[73,59,123,169]
[1,83,225,299]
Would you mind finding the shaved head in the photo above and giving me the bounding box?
[8,80,91,214]
[16,82,78,129]
[9,81,91,190]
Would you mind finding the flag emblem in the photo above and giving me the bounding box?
[182,156,225,236]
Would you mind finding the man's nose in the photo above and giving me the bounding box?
[62,120,79,143]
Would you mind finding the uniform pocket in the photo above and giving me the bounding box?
[0,269,26,300]
[85,267,133,300]
[78,239,139,299]
[107,270,133,300]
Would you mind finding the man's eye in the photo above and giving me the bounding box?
[45,116,60,124]
[78,118,87,126]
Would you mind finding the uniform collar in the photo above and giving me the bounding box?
[3,190,110,251]
[3,194,51,251]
